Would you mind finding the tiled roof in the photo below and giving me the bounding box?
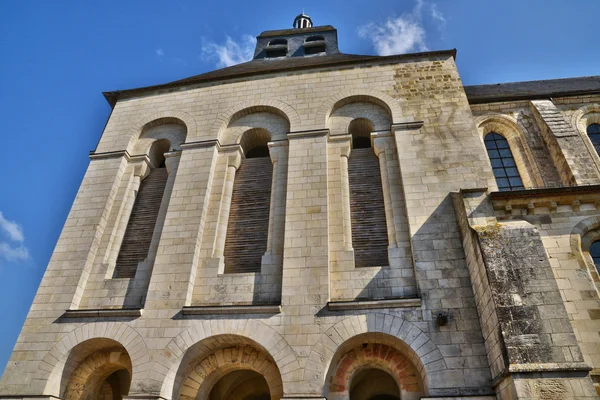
[464,76,600,104]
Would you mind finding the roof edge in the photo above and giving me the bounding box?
[465,75,600,104]
[102,48,457,108]
[257,25,336,38]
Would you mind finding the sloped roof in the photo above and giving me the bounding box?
[103,49,457,107]
[464,75,600,104]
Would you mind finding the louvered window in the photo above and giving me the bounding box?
[348,119,389,267]
[114,141,169,278]
[114,168,168,278]
[223,146,272,273]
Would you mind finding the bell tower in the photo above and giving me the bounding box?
[293,12,313,29]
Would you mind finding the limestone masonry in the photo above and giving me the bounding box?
[2,14,600,400]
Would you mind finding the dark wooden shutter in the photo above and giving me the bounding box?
[224,157,273,273]
[114,167,168,278]
[348,148,389,267]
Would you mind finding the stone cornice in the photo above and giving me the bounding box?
[62,308,142,319]
[327,297,421,311]
[287,129,329,139]
[391,121,424,131]
[182,304,281,316]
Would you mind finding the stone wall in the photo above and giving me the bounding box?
[2,47,600,399]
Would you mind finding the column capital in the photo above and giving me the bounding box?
[268,140,289,163]
[128,154,151,178]
[219,144,243,169]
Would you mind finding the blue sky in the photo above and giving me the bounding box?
[0,0,598,372]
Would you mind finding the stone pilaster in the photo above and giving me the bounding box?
[281,129,330,395]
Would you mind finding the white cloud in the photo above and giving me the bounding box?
[0,211,24,242]
[202,34,256,68]
[0,242,29,262]
[0,211,30,264]
[156,48,164,56]
[359,0,445,56]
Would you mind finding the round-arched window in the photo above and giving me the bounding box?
[484,132,524,191]
[587,123,600,155]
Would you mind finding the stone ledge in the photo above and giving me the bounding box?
[492,362,593,387]
[328,297,421,311]
[508,362,592,374]
[62,308,142,318]
[182,304,282,316]
[287,129,329,139]
[0,397,62,400]
[421,397,496,400]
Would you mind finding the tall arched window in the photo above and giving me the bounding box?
[224,129,273,273]
[348,118,389,267]
[587,124,600,155]
[484,132,524,191]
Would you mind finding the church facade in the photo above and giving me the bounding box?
[1,15,600,400]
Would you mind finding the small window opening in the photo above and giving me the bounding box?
[265,48,287,58]
[269,39,287,46]
[305,45,326,55]
[349,118,374,149]
[305,36,324,42]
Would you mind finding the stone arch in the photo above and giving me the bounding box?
[306,313,445,396]
[475,113,542,189]
[126,111,196,155]
[222,112,289,147]
[571,104,600,172]
[327,336,423,400]
[571,104,600,135]
[179,340,282,400]
[37,322,150,397]
[158,320,299,399]
[570,216,600,292]
[238,127,271,154]
[63,340,132,400]
[130,118,188,157]
[212,100,300,138]
[317,89,403,127]
[327,103,392,135]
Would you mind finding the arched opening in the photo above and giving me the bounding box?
[268,39,287,46]
[60,339,132,400]
[347,118,388,267]
[325,332,426,400]
[208,369,270,400]
[174,335,283,400]
[587,123,600,155]
[224,129,273,273]
[349,118,373,149]
[114,139,170,278]
[484,132,524,191]
[350,368,400,400]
